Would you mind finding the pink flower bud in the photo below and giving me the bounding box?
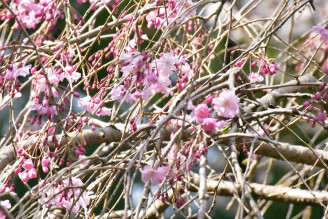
[73,92,80,98]
[302,100,310,108]
[320,83,326,91]
[205,96,213,103]
[236,60,244,67]
[42,158,50,173]
[315,93,321,100]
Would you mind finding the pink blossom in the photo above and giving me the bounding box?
[180,63,193,79]
[97,107,111,116]
[315,110,327,125]
[22,159,34,170]
[140,165,170,185]
[0,200,11,219]
[216,120,229,129]
[78,95,111,117]
[32,68,60,96]
[30,102,57,116]
[146,11,162,28]
[235,60,244,67]
[19,171,30,182]
[19,159,37,182]
[213,90,240,118]
[78,95,94,112]
[152,74,173,96]
[155,52,179,75]
[268,62,278,75]
[41,176,94,213]
[28,168,37,179]
[7,0,60,29]
[302,100,310,108]
[187,101,195,111]
[62,66,81,83]
[146,0,195,29]
[313,25,328,41]
[5,63,31,81]
[248,72,264,83]
[110,85,126,102]
[201,118,217,133]
[194,104,210,122]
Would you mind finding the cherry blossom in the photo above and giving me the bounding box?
[201,118,217,133]
[110,51,182,104]
[213,90,240,118]
[30,101,57,116]
[194,103,210,122]
[0,200,11,219]
[110,85,126,102]
[18,159,37,182]
[32,68,59,96]
[78,95,111,116]
[155,52,179,75]
[140,165,170,185]
[248,72,264,83]
[6,0,61,29]
[41,177,94,213]
[61,66,81,83]
[1,0,327,217]
[258,60,278,75]
[5,63,31,81]
[313,25,328,41]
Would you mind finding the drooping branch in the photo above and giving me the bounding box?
[191,178,328,206]
[95,177,328,218]
[1,122,328,172]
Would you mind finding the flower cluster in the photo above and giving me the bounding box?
[302,83,328,126]
[259,61,278,75]
[190,102,229,133]
[146,0,195,29]
[18,159,37,183]
[41,177,94,213]
[77,95,111,116]
[186,89,239,134]
[110,51,185,103]
[29,66,81,120]
[42,157,50,173]
[4,63,31,81]
[4,0,61,29]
